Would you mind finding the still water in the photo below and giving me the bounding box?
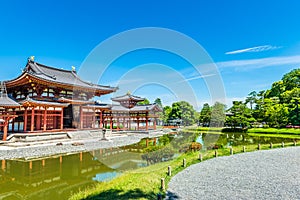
[0,133,296,199]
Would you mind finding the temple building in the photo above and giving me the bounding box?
[0,59,162,140]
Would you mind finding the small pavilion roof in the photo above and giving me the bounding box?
[111,104,162,112]
[0,95,20,108]
[5,60,117,96]
[111,93,145,102]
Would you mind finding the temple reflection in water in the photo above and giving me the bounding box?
[0,146,146,200]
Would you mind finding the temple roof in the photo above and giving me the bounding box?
[111,93,145,102]
[19,97,69,107]
[5,60,117,95]
[111,104,162,112]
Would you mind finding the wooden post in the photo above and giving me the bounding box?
[161,178,165,190]
[43,108,47,131]
[110,117,113,130]
[2,121,8,141]
[42,159,45,167]
[199,153,203,161]
[270,143,273,148]
[258,143,261,150]
[60,108,64,130]
[137,117,140,130]
[80,152,83,162]
[230,147,233,155]
[100,111,103,128]
[183,158,186,167]
[146,115,149,131]
[281,142,284,148]
[24,108,28,131]
[168,166,172,176]
[153,118,157,130]
[243,146,246,152]
[215,150,218,157]
[30,107,35,132]
[29,161,33,170]
[80,105,83,129]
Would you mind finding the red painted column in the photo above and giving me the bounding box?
[30,107,35,132]
[110,117,113,130]
[24,108,28,132]
[137,117,140,131]
[43,108,47,131]
[2,120,8,141]
[100,111,103,128]
[146,115,149,131]
[60,108,64,130]
[154,118,157,130]
[80,105,83,129]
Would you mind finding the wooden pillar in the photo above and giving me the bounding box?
[2,120,8,141]
[137,117,140,131]
[60,108,64,130]
[117,117,120,130]
[24,108,28,132]
[80,105,83,129]
[30,107,35,132]
[100,111,103,128]
[43,107,47,131]
[92,107,95,129]
[146,114,149,131]
[36,107,41,130]
[110,117,113,130]
[12,109,15,133]
[154,118,157,130]
[123,117,126,130]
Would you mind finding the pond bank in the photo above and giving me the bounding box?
[0,130,167,160]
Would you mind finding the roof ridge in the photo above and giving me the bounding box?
[29,60,73,73]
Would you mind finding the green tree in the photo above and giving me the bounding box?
[169,101,196,126]
[154,98,163,108]
[199,103,211,126]
[163,106,172,123]
[226,101,254,128]
[245,91,257,110]
[210,102,226,127]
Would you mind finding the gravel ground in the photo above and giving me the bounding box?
[167,147,300,200]
[0,131,164,160]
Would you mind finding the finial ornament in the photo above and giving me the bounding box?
[71,66,76,71]
[126,91,131,95]
[29,56,35,61]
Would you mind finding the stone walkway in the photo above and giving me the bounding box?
[167,147,300,200]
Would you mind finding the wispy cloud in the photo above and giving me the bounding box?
[178,73,216,83]
[216,55,300,70]
[225,45,282,55]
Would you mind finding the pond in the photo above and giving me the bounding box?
[0,132,297,199]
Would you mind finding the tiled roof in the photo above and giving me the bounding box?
[111,94,145,102]
[111,104,162,112]
[25,60,116,92]
[0,95,20,108]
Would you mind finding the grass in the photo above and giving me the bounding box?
[69,139,298,200]
[248,128,300,135]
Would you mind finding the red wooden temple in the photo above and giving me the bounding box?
[0,59,162,140]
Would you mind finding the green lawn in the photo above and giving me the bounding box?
[69,140,298,200]
[248,128,300,135]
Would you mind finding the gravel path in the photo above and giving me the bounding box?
[167,147,300,200]
[0,131,164,160]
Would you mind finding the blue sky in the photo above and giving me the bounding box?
[1,0,300,109]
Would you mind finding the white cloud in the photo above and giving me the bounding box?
[216,55,300,70]
[178,73,216,83]
[225,45,282,55]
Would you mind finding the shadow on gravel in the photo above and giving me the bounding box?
[84,188,157,200]
[166,191,180,199]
